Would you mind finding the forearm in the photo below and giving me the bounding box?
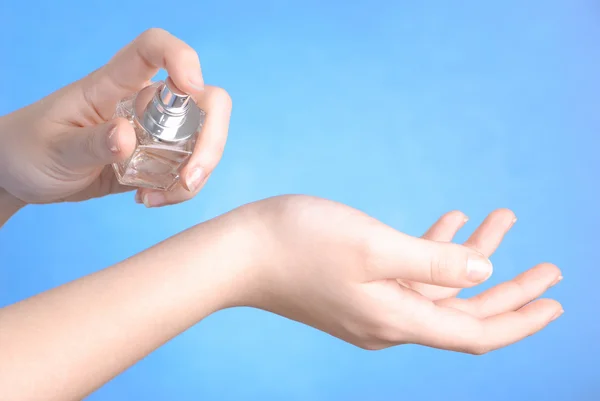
[0,210,255,401]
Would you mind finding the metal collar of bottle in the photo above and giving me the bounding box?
[137,80,203,143]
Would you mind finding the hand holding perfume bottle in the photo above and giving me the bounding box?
[0,28,231,210]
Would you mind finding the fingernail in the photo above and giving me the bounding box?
[551,309,564,321]
[185,167,206,192]
[550,275,563,287]
[107,124,120,153]
[467,254,493,282]
[463,215,470,223]
[189,72,204,91]
[509,216,517,229]
[134,192,142,204]
[143,192,166,208]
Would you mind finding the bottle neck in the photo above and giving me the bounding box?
[140,81,195,143]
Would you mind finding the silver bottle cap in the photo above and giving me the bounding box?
[137,78,204,143]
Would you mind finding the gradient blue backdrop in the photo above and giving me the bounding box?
[0,1,598,400]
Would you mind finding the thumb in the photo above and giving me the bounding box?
[369,233,493,288]
[54,118,136,170]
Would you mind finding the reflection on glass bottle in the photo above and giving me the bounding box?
[112,79,205,191]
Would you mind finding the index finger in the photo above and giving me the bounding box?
[83,28,204,120]
[463,208,517,257]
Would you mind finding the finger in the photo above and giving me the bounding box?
[438,263,562,318]
[405,211,468,294]
[134,85,232,207]
[179,86,232,193]
[137,172,212,208]
[463,208,516,257]
[53,118,137,170]
[83,28,204,120]
[411,209,517,300]
[422,211,469,242]
[409,298,562,354]
[366,227,493,288]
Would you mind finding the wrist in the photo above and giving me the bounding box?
[133,207,267,321]
[0,187,26,227]
[187,207,270,310]
[213,199,289,309]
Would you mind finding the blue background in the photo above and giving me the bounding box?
[0,1,598,400]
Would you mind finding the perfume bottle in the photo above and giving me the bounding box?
[112,78,205,191]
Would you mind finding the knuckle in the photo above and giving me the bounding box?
[350,215,387,277]
[211,86,233,110]
[429,251,449,284]
[177,45,200,64]
[429,245,465,284]
[473,295,493,317]
[197,145,227,173]
[140,27,169,42]
[353,217,398,279]
[138,28,199,66]
[507,279,527,298]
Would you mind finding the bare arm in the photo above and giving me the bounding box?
[0,196,562,400]
[0,209,255,400]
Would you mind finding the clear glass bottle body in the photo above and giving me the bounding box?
[112,82,201,191]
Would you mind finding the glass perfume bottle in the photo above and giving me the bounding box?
[112,78,205,191]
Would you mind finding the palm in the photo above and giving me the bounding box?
[2,98,134,204]
[33,73,150,204]
[253,196,562,353]
[60,166,128,203]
